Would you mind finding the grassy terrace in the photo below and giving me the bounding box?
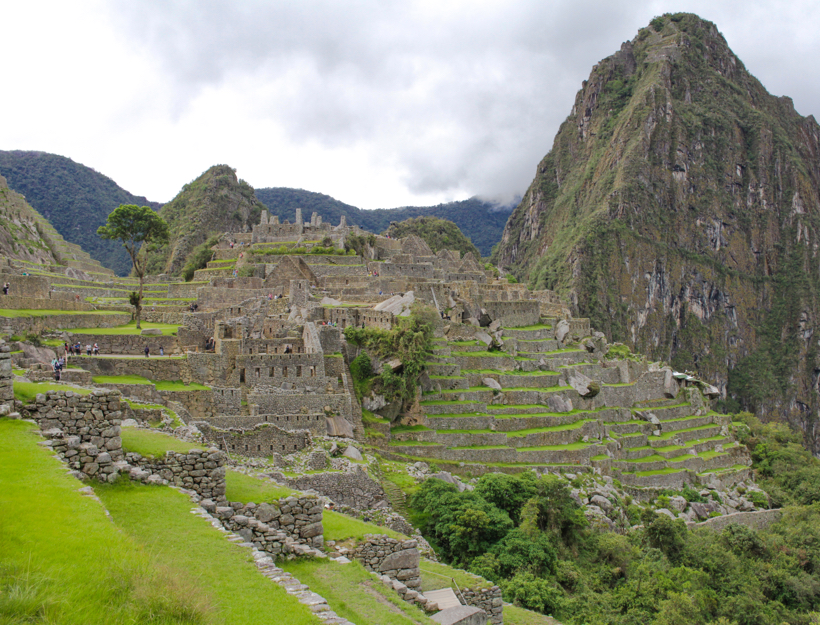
[90,375,210,391]
[0,309,126,318]
[1,419,317,624]
[120,427,205,457]
[504,323,553,330]
[13,381,92,403]
[71,321,180,335]
[449,350,514,357]
[517,441,593,451]
[649,424,719,441]
[281,559,433,625]
[505,420,595,437]
[225,469,295,500]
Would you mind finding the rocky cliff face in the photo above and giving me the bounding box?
[146,165,265,275]
[493,13,820,450]
[0,174,61,266]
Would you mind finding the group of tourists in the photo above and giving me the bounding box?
[144,345,166,357]
[64,342,98,356]
[50,356,66,381]
[188,302,199,312]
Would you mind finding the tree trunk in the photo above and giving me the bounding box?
[136,273,144,329]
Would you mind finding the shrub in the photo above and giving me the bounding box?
[349,352,373,381]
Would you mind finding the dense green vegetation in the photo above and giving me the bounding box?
[408,415,820,624]
[0,151,161,275]
[182,234,222,281]
[344,305,437,403]
[255,187,513,256]
[383,216,481,258]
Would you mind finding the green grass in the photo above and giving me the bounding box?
[420,399,483,406]
[649,424,719,441]
[281,559,435,625]
[504,604,562,624]
[435,428,493,434]
[500,370,559,376]
[13,381,91,403]
[450,350,512,358]
[449,444,509,450]
[93,374,152,385]
[506,420,593,437]
[155,380,211,391]
[120,426,205,458]
[505,323,553,330]
[428,412,490,419]
[0,419,219,624]
[323,510,405,541]
[632,467,687,477]
[389,440,442,446]
[70,321,180,336]
[225,469,294,501]
[591,454,610,461]
[0,309,127,318]
[97,480,317,623]
[391,424,433,433]
[517,442,592,451]
[418,558,489,592]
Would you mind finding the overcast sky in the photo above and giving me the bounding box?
[1,1,817,209]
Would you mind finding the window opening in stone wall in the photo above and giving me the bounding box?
[231,444,235,450]
[297,365,302,377]
[283,366,288,377]
[255,368,260,378]
[269,367,274,377]
[244,445,249,451]
[310,366,315,377]
[257,445,261,451]
[240,369,245,383]
[282,444,286,450]
[270,445,274,451]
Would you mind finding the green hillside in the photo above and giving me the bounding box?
[384,216,481,259]
[0,151,161,276]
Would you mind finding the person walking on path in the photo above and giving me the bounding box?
[159,346,164,357]
[93,343,99,356]
[2,283,8,295]
[144,345,150,358]
[86,344,92,357]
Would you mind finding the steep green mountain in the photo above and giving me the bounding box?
[145,165,265,276]
[0,174,61,266]
[493,14,820,449]
[383,216,481,259]
[254,187,513,257]
[0,151,161,276]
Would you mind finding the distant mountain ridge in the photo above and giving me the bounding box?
[254,187,514,256]
[0,151,161,276]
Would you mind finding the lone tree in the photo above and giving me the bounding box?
[97,204,169,329]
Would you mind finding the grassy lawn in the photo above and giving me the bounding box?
[155,380,211,391]
[70,321,180,336]
[418,558,489,593]
[120,426,206,457]
[0,419,218,624]
[323,510,405,541]
[225,469,295,502]
[505,604,562,624]
[13,381,92,403]
[0,309,126,318]
[93,374,152,385]
[281,558,434,625]
[96,481,318,624]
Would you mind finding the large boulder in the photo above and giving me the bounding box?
[21,344,56,364]
[140,328,162,336]
[568,372,600,398]
[326,416,355,438]
[343,445,363,461]
[555,319,571,343]
[483,377,502,391]
[374,291,415,317]
[547,394,573,413]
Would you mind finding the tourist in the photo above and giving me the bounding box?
[63,341,69,356]
[1,283,8,295]
[93,343,99,356]
[86,344,92,356]
[160,346,164,357]
[144,345,150,358]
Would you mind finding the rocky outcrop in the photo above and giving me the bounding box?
[493,13,820,449]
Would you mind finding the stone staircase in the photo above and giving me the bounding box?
[388,322,750,491]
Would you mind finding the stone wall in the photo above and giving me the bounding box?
[65,333,181,356]
[461,586,503,625]
[690,509,783,531]
[353,535,421,590]
[196,421,312,456]
[204,494,324,555]
[275,465,387,510]
[160,389,216,420]
[0,349,15,405]
[77,356,193,384]
[1,312,130,335]
[480,301,540,328]
[127,449,227,501]
[0,295,93,311]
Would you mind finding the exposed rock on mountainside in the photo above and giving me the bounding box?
[0,151,161,276]
[383,216,481,259]
[146,165,265,276]
[255,187,513,256]
[0,174,60,266]
[493,13,820,449]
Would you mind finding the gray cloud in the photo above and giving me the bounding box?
[107,0,820,205]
